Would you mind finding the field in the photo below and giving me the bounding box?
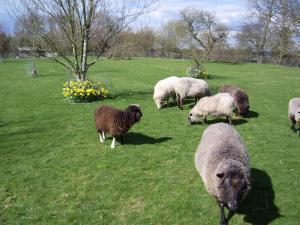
[0,58,300,225]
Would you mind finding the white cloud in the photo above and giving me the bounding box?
[142,0,248,31]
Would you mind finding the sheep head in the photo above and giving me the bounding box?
[125,104,142,122]
[188,108,205,125]
[215,161,251,211]
[153,97,165,109]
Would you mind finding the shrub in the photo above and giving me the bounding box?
[186,65,210,79]
[63,80,109,103]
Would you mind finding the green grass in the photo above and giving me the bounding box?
[0,58,299,225]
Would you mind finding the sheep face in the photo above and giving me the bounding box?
[125,105,142,122]
[188,110,204,125]
[216,170,250,211]
[238,105,249,116]
[153,98,165,109]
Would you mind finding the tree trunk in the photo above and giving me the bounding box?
[80,32,88,82]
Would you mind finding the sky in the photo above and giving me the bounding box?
[143,0,248,31]
[0,0,249,36]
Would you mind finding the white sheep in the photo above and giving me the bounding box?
[288,98,300,136]
[188,93,234,125]
[153,76,179,109]
[195,123,251,225]
[173,77,210,110]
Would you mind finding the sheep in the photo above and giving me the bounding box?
[218,85,250,116]
[188,93,235,125]
[173,77,211,110]
[195,123,251,225]
[94,104,142,148]
[153,76,179,109]
[288,98,300,136]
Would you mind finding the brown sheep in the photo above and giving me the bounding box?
[219,85,250,116]
[94,104,142,148]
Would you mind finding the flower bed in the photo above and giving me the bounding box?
[63,80,109,102]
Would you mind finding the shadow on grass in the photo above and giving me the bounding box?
[124,132,172,145]
[228,168,281,225]
[244,110,259,119]
[190,118,248,126]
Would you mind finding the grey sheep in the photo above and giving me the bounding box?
[195,123,251,225]
[219,85,250,116]
[94,104,142,148]
[288,98,300,136]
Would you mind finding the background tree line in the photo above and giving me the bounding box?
[1,0,299,70]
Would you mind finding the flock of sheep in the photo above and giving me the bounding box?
[93,75,300,225]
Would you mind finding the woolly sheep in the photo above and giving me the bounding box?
[195,123,251,225]
[219,85,250,116]
[173,77,210,110]
[153,76,179,109]
[188,93,234,125]
[94,104,142,148]
[288,98,300,136]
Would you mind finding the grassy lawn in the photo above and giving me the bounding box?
[0,58,299,225]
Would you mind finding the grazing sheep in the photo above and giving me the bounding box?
[188,93,234,125]
[94,104,142,148]
[173,77,210,110]
[218,85,250,116]
[153,76,179,109]
[288,98,300,136]
[195,123,251,225]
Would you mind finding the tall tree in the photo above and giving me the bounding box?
[180,7,227,65]
[13,0,158,81]
[247,0,280,63]
[0,25,11,59]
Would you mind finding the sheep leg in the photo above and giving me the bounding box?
[227,116,232,125]
[99,132,104,143]
[120,135,124,145]
[219,202,228,225]
[176,93,181,109]
[172,94,176,104]
[291,120,296,132]
[102,131,106,140]
[180,98,183,110]
[111,137,116,149]
[203,116,207,124]
[166,96,169,107]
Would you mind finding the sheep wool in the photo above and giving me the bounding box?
[153,76,179,109]
[288,98,300,134]
[173,77,210,110]
[94,104,142,148]
[188,93,234,125]
[219,85,250,116]
[195,123,251,224]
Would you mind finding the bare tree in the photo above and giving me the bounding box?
[269,0,294,64]
[246,0,280,63]
[155,20,188,57]
[0,25,11,62]
[11,0,158,81]
[281,0,300,57]
[180,7,228,65]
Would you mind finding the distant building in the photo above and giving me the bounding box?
[18,47,46,58]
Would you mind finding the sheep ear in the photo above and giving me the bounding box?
[216,173,224,179]
[131,104,140,108]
